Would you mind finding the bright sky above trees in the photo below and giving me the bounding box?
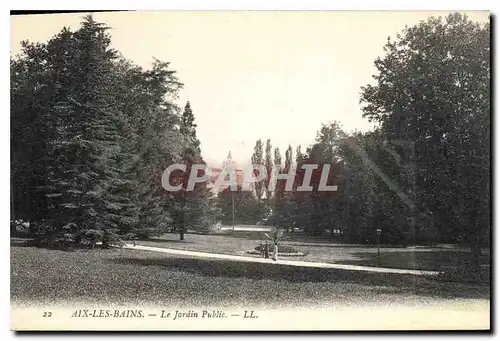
[11,11,489,167]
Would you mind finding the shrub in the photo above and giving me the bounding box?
[254,244,300,253]
[251,244,309,257]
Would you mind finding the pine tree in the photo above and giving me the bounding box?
[45,16,135,247]
[11,16,192,247]
[176,101,217,240]
[180,101,200,152]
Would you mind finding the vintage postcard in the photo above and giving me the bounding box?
[10,10,491,331]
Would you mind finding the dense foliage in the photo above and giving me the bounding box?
[11,16,216,246]
[11,14,490,269]
[216,14,490,268]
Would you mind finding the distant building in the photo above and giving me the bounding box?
[207,151,253,195]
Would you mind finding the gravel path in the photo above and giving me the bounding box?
[122,243,442,276]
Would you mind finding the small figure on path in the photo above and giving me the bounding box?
[272,243,278,261]
[260,241,265,258]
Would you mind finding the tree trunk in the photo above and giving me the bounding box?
[180,188,186,241]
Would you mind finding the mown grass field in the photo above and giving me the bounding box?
[136,230,491,272]
[11,243,489,308]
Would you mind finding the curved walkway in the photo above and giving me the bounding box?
[121,243,442,276]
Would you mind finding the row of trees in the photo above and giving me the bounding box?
[11,14,489,265]
[215,139,296,225]
[216,14,490,265]
[11,16,217,246]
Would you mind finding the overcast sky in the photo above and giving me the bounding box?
[11,11,489,167]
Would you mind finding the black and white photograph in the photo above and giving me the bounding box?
[9,10,491,331]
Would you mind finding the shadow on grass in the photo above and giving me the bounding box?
[10,238,114,252]
[10,238,85,251]
[111,256,490,300]
[10,239,32,247]
[335,251,491,271]
[140,238,194,244]
[336,251,490,286]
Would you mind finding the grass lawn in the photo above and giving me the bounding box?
[135,231,490,273]
[11,244,489,308]
[336,250,491,272]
